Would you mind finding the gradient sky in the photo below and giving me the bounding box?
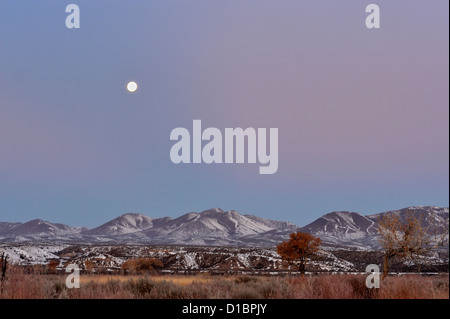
[0,1,448,228]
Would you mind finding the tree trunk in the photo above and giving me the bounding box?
[383,253,389,279]
[299,263,305,278]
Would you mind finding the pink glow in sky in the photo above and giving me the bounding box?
[0,1,448,227]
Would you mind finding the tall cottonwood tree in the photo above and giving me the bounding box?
[377,211,448,278]
[277,232,321,277]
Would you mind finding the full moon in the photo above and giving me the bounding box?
[127,81,138,92]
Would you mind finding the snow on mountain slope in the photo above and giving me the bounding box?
[301,212,377,239]
[0,206,447,249]
[367,206,449,234]
[3,219,82,237]
[244,214,298,232]
[298,212,379,249]
[0,243,67,264]
[0,222,22,233]
[299,206,449,249]
[83,213,157,236]
[140,208,295,243]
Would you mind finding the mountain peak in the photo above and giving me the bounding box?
[0,206,447,249]
[119,212,147,217]
[27,219,46,224]
[200,208,225,214]
[83,212,155,236]
[300,206,449,249]
[2,218,79,237]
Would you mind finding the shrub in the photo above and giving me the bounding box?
[349,276,379,299]
[231,284,263,299]
[234,275,257,284]
[126,277,155,296]
[1,268,448,299]
[84,260,94,274]
[47,260,60,274]
[121,258,164,274]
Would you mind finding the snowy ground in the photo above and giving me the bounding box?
[0,242,69,264]
[0,242,447,274]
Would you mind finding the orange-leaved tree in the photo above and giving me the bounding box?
[277,232,321,277]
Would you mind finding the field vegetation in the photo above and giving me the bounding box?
[0,264,447,299]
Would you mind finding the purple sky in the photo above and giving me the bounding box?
[0,1,448,227]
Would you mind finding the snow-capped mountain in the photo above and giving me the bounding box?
[128,208,298,246]
[83,213,156,236]
[0,206,447,249]
[367,206,449,234]
[140,208,296,238]
[299,211,380,249]
[1,219,83,240]
[0,208,298,246]
[300,206,449,249]
[0,222,22,233]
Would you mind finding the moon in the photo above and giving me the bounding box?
[127,81,138,92]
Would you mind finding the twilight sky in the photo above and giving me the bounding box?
[0,1,448,228]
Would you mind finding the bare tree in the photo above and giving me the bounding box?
[377,211,448,278]
[277,232,321,277]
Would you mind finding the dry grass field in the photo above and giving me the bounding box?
[79,274,216,286]
[0,265,448,299]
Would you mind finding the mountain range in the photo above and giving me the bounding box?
[0,206,448,250]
